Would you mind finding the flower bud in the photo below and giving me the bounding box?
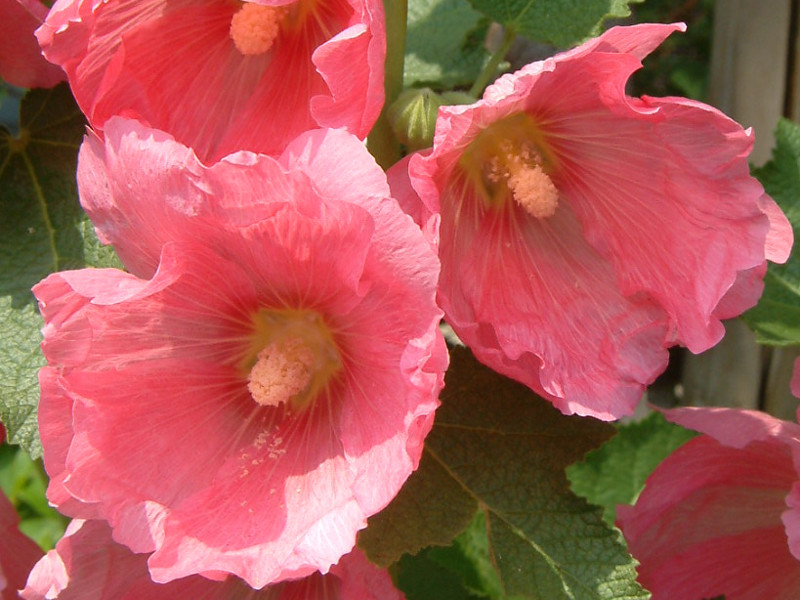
[387,88,442,151]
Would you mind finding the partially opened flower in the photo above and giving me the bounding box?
[36,0,385,162]
[401,23,793,420]
[35,122,445,587]
[0,490,43,600]
[22,519,403,599]
[617,407,800,600]
[0,0,65,88]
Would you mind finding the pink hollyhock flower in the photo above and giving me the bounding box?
[0,490,43,600]
[36,0,385,162]
[793,358,800,398]
[0,0,65,88]
[399,23,793,420]
[22,519,403,599]
[617,407,800,600]
[34,121,446,588]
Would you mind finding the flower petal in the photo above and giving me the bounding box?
[37,128,444,587]
[410,22,788,419]
[21,519,402,599]
[0,0,65,88]
[38,0,384,161]
[0,490,42,599]
[618,407,800,600]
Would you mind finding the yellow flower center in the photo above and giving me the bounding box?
[229,2,291,56]
[244,309,341,411]
[459,113,559,219]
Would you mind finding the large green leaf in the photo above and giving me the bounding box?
[394,549,486,599]
[385,512,504,599]
[464,0,642,48]
[405,0,491,89]
[361,348,649,599]
[0,83,118,457]
[567,412,697,526]
[743,118,800,345]
[424,512,505,598]
[360,444,478,567]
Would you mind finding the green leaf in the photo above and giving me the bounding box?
[394,549,486,600]
[0,83,117,457]
[405,0,492,89]
[0,443,68,550]
[743,118,800,345]
[359,442,478,566]
[566,412,697,526]
[464,0,643,48]
[361,348,649,599]
[426,512,505,598]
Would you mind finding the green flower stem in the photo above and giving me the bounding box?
[469,25,517,98]
[367,0,407,168]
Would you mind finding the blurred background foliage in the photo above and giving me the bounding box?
[630,0,714,100]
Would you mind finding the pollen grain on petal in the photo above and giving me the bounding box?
[460,113,559,219]
[507,161,559,219]
[247,338,315,408]
[245,308,343,412]
[229,3,290,56]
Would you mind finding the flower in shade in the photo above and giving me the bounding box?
[22,519,404,599]
[0,0,65,88]
[36,0,385,162]
[0,490,43,600]
[617,407,800,600]
[34,121,446,588]
[397,22,793,420]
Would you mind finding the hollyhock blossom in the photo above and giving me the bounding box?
[400,22,793,420]
[0,0,65,88]
[0,490,43,600]
[36,0,385,162]
[34,122,446,588]
[22,519,403,599]
[617,407,800,600]
[793,358,800,398]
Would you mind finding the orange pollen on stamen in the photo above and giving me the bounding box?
[247,338,315,408]
[486,141,559,219]
[229,3,288,56]
[244,309,342,411]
